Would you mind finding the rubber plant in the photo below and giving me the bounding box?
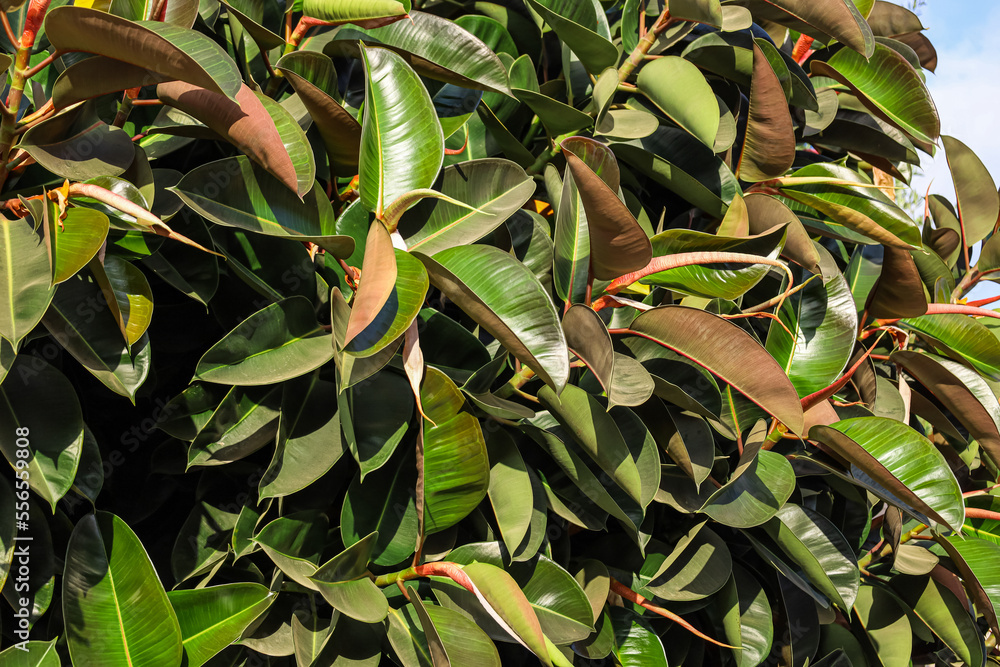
[1,0,999,665]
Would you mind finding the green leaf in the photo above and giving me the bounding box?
[340,369,412,477]
[328,11,511,95]
[90,254,154,347]
[611,127,741,220]
[892,350,1000,470]
[41,272,150,400]
[778,162,921,248]
[260,373,345,499]
[636,56,719,149]
[167,584,274,667]
[253,511,327,589]
[301,0,406,25]
[359,45,444,218]
[764,504,859,610]
[194,297,335,385]
[766,245,857,397]
[462,562,552,666]
[716,564,773,667]
[641,522,732,601]
[416,245,569,393]
[310,535,389,623]
[401,159,535,255]
[639,225,787,299]
[20,115,134,181]
[485,428,535,557]
[45,208,109,285]
[942,135,1000,246]
[448,542,594,643]
[172,157,353,256]
[701,449,796,528]
[64,512,184,667]
[853,584,911,667]
[553,153,591,304]
[609,606,668,667]
[671,0,724,27]
[899,312,1000,381]
[0,357,83,511]
[810,417,964,531]
[938,536,1000,636]
[626,306,805,433]
[538,384,644,505]
[187,385,281,468]
[45,7,241,98]
[892,575,986,667]
[810,43,938,144]
[420,367,489,534]
[0,640,60,666]
[523,0,618,74]
[0,215,56,348]
[341,451,418,566]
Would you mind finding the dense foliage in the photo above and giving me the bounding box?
[2,0,1000,664]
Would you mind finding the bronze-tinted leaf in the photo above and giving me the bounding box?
[866,245,928,318]
[736,44,795,183]
[344,222,397,347]
[561,137,652,281]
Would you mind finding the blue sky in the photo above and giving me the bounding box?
[906,0,1000,299]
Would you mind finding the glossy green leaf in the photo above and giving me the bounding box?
[810,417,964,531]
[328,11,511,95]
[716,564,773,667]
[639,225,787,299]
[172,157,353,256]
[195,297,335,385]
[301,0,406,24]
[766,245,857,397]
[900,312,1000,381]
[339,368,412,477]
[938,536,1000,636]
[90,254,153,347]
[942,136,999,246]
[276,51,362,174]
[810,42,939,144]
[187,385,280,468]
[0,357,83,511]
[893,575,986,667]
[44,207,109,285]
[168,584,274,667]
[0,640,60,666]
[64,512,184,667]
[420,367,489,534]
[41,272,150,400]
[765,504,859,610]
[417,245,569,393]
[341,451,418,567]
[260,373,345,499]
[462,561,552,666]
[252,511,326,590]
[402,159,535,255]
[523,0,618,74]
[359,45,444,218]
[0,215,55,349]
[779,162,921,248]
[701,449,796,528]
[853,584,911,667]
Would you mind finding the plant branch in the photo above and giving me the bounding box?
[617,7,673,82]
[608,579,737,648]
[0,11,17,49]
[21,50,62,79]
